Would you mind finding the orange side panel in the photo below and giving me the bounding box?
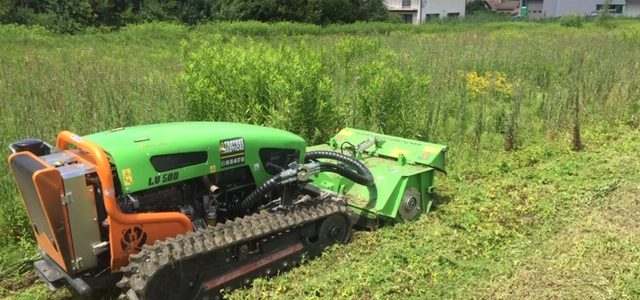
[56,131,193,270]
[33,167,76,271]
[8,152,74,272]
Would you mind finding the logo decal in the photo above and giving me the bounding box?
[220,137,245,168]
[148,171,179,186]
[121,225,147,254]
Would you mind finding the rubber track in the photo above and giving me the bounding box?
[116,197,348,300]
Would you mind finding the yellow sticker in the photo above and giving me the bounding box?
[338,129,353,137]
[210,164,217,173]
[122,168,133,186]
[390,148,409,157]
[422,145,442,153]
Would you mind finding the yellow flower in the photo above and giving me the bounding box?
[461,70,517,99]
[463,71,489,97]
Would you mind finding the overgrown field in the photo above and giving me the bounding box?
[1,20,639,298]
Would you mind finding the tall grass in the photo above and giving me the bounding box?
[184,22,640,154]
[0,24,188,246]
[183,36,430,143]
[0,21,639,296]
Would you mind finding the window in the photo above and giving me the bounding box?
[402,0,411,7]
[150,152,208,172]
[425,13,439,20]
[447,12,460,17]
[596,4,623,14]
[402,14,413,23]
[259,148,300,175]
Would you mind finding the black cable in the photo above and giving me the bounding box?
[229,174,282,212]
[340,141,356,157]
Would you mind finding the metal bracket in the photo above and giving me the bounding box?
[34,260,65,291]
[91,241,109,255]
[37,249,92,296]
[397,154,407,166]
[71,257,83,271]
[61,192,73,205]
[356,137,378,153]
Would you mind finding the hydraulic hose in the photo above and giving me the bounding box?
[305,150,374,186]
[235,150,374,212]
[231,174,282,212]
[318,162,372,186]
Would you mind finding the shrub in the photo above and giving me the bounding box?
[560,14,584,28]
[183,37,336,143]
[330,37,431,138]
[183,36,432,143]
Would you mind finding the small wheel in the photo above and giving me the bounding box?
[399,187,421,221]
[318,214,351,247]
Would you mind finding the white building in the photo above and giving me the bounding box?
[629,0,640,16]
[385,0,467,24]
[526,0,640,17]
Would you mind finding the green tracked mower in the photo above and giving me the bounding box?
[7,122,446,299]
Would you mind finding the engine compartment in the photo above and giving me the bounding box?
[117,166,259,228]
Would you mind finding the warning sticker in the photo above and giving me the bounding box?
[220,137,245,168]
[122,168,133,186]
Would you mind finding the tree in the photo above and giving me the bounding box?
[0,0,391,32]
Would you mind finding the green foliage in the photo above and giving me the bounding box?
[329,37,431,138]
[130,0,220,24]
[0,0,391,33]
[219,0,389,24]
[466,0,490,15]
[2,21,640,298]
[0,0,134,32]
[184,37,335,143]
[184,36,430,143]
[560,14,584,28]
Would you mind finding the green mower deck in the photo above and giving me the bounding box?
[308,128,447,225]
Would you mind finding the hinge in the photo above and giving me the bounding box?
[61,192,73,205]
[91,241,109,255]
[71,257,83,271]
